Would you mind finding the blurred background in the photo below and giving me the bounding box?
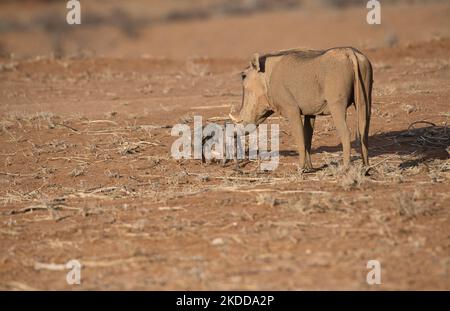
[0,0,449,59]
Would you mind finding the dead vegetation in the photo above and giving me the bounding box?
[0,35,449,290]
[392,191,432,220]
[0,112,447,212]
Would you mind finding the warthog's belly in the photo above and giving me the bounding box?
[302,100,331,116]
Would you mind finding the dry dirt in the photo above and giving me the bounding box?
[0,1,449,290]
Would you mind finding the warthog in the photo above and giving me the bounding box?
[229,47,373,169]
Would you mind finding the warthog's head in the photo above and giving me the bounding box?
[229,53,274,127]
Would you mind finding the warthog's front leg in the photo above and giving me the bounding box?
[288,108,307,170]
[304,115,316,170]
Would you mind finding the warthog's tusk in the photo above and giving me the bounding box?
[228,113,241,123]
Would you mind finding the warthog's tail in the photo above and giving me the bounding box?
[349,49,372,166]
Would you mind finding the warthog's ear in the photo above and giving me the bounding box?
[250,53,260,71]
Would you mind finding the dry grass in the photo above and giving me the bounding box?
[69,165,87,177]
[316,160,368,190]
[256,192,281,207]
[0,26,449,290]
[391,190,437,220]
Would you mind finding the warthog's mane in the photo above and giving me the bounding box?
[256,47,363,72]
[257,48,326,72]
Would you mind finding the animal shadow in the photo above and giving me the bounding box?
[280,125,449,167]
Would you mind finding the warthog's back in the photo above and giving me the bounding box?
[267,47,364,115]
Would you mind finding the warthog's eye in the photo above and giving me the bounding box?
[240,73,247,80]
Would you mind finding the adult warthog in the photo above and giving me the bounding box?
[229,47,373,169]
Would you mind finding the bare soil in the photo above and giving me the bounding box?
[0,1,449,290]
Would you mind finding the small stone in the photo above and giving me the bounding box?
[211,238,225,246]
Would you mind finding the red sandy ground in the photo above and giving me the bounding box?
[0,2,449,290]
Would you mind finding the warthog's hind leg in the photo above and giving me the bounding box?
[329,103,351,167]
[358,110,370,166]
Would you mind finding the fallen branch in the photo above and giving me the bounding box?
[54,122,79,132]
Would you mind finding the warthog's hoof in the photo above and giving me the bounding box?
[299,167,317,174]
[299,161,314,173]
